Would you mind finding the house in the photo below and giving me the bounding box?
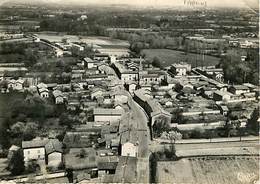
[121,142,138,157]
[39,88,49,98]
[22,138,63,167]
[200,86,217,99]
[196,67,224,82]
[71,43,84,52]
[140,73,161,85]
[14,79,24,90]
[133,89,172,132]
[169,62,191,76]
[8,145,21,161]
[93,53,110,61]
[53,90,64,104]
[86,74,108,81]
[181,86,197,97]
[84,57,99,69]
[213,90,233,102]
[45,139,63,168]
[7,79,15,89]
[22,138,49,164]
[113,92,128,104]
[91,88,107,100]
[219,105,229,116]
[126,82,137,95]
[37,82,48,89]
[228,85,250,95]
[93,108,123,122]
[112,62,138,83]
[114,104,125,113]
[72,70,85,80]
[55,49,63,57]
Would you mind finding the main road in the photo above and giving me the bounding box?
[104,64,151,183]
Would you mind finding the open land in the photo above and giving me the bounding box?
[141,49,220,67]
[35,33,129,47]
[157,157,259,184]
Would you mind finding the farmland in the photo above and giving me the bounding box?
[157,157,259,184]
[35,32,129,47]
[141,49,221,67]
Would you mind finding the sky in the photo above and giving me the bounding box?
[1,0,259,9]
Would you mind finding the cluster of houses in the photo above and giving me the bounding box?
[0,36,259,182]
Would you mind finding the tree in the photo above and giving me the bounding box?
[8,150,25,175]
[247,108,259,134]
[152,117,170,138]
[27,160,40,173]
[23,122,38,141]
[10,122,25,137]
[151,57,162,68]
[191,128,205,138]
[79,148,87,158]
[168,131,182,143]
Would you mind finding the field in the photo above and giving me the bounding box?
[35,33,129,46]
[157,157,259,184]
[141,49,220,67]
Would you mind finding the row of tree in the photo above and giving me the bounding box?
[219,48,259,85]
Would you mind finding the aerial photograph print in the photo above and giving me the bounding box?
[0,0,259,183]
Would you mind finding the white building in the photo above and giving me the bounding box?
[53,90,64,104]
[170,62,191,76]
[121,142,138,157]
[128,82,137,95]
[7,79,16,89]
[22,138,63,167]
[93,108,123,122]
[213,90,233,102]
[22,138,49,164]
[14,79,24,90]
[45,139,63,167]
[84,57,98,69]
[39,88,49,98]
[228,85,250,95]
[113,93,128,104]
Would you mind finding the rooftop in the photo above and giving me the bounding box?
[93,108,123,116]
[45,139,63,155]
[22,138,49,149]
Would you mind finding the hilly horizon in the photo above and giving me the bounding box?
[1,0,259,10]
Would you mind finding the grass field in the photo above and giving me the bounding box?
[157,157,259,184]
[36,33,129,46]
[141,49,220,68]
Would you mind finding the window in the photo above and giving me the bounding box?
[38,150,40,153]
[27,150,30,154]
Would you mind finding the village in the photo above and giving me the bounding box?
[0,31,258,183]
[0,1,259,183]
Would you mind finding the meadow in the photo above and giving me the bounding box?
[141,49,221,67]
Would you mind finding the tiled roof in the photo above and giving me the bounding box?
[45,139,63,155]
[22,138,49,149]
[93,108,123,116]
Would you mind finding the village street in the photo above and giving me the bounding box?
[104,64,151,183]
